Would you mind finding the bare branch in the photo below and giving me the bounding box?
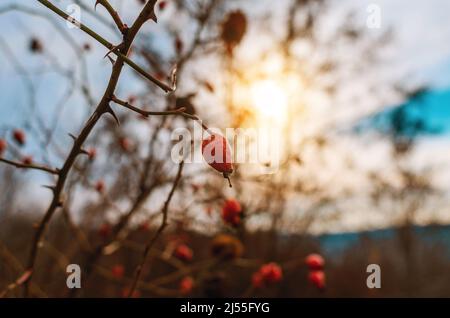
[127,161,185,297]
[0,158,59,175]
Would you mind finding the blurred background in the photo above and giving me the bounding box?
[0,0,450,297]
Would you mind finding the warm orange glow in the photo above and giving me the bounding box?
[250,79,288,122]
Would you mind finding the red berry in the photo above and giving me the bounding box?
[252,272,264,289]
[83,43,91,51]
[305,253,325,271]
[174,244,193,262]
[158,1,167,11]
[179,276,194,295]
[202,134,233,176]
[119,137,132,152]
[13,129,26,146]
[308,270,326,290]
[155,71,165,81]
[21,156,33,165]
[98,223,111,238]
[191,183,200,193]
[0,139,7,156]
[127,95,137,104]
[175,36,183,55]
[111,265,125,278]
[139,221,150,231]
[87,147,96,161]
[95,180,105,193]
[221,199,242,226]
[259,262,283,284]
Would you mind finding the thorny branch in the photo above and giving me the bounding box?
[12,0,185,297]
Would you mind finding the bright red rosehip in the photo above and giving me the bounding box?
[202,134,233,176]
[308,270,326,290]
[13,129,26,146]
[259,262,283,284]
[179,276,194,295]
[111,265,125,278]
[221,199,242,226]
[174,244,193,262]
[305,253,325,271]
[0,139,7,156]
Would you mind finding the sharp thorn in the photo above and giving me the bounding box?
[42,185,56,192]
[106,106,120,126]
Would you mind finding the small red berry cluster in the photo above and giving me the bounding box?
[305,253,326,290]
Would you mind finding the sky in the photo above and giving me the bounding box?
[1,0,450,234]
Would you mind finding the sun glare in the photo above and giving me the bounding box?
[250,79,288,122]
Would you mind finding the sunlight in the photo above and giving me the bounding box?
[250,79,288,122]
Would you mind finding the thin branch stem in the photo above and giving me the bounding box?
[127,161,185,297]
[37,0,174,93]
[95,0,127,34]
[0,158,59,175]
[111,96,187,117]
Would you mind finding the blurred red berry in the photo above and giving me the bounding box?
[252,262,283,288]
[221,199,242,226]
[139,221,150,231]
[127,95,137,104]
[308,270,326,290]
[179,276,194,295]
[252,272,264,289]
[119,137,132,152]
[202,134,233,177]
[87,147,96,161]
[95,180,105,193]
[259,262,283,284]
[174,244,193,262]
[111,265,125,279]
[305,253,325,271]
[0,139,7,156]
[191,183,200,193]
[221,11,247,54]
[21,156,33,165]
[98,223,111,238]
[158,1,167,11]
[155,71,165,81]
[13,129,26,146]
[175,36,183,55]
[83,43,91,51]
